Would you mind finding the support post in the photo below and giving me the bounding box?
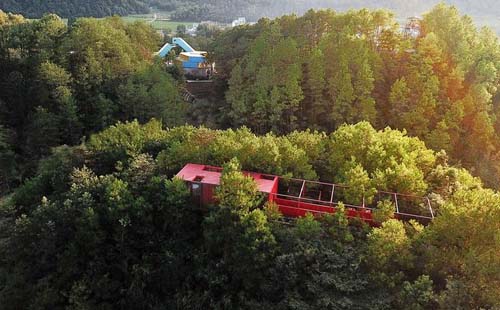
[427,197,434,218]
[330,184,335,207]
[394,193,400,214]
[298,180,306,209]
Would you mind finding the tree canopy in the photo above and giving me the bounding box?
[1,119,498,308]
[0,12,186,193]
[212,5,500,188]
[1,4,499,309]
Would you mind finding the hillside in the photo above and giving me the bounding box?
[1,119,498,309]
[1,0,499,34]
[163,0,500,19]
[152,0,500,32]
[0,5,500,309]
[0,0,149,18]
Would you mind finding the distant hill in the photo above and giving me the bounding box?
[256,0,500,17]
[155,0,500,33]
[0,0,149,18]
[1,0,498,34]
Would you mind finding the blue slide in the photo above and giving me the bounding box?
[157,37,196,57]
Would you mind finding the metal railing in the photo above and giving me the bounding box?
[269,177,434,222]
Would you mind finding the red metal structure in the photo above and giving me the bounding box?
[176,163,435,225]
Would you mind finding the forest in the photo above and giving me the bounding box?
[1,0,500,30]
[207,6,500,190]
[0,4,499,309]
[0,0,149,18]
[154,0,500,27]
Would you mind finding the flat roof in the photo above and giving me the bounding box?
[180,51,208,57]
[175,163,278,193]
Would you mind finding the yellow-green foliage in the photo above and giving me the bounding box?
[372,200,395,224]
[215,158,262,213]
[328,122,436,196]
[423,188,500,307]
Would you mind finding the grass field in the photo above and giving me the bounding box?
[122,14,196,31]
[28,13,196,32]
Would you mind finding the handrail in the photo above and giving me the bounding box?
[180,163,435,221]
[270,191,433,220]
[276,204,376,222]
[271,176,434,217]
[271,193,374,211]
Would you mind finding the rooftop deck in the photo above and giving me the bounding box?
[176,163,435,224]
[175,163,278,194]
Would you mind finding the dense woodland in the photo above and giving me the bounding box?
[0,4,500,309]
[1,119,499,308]
[0,11,186,192]
[211,6,500,189]
[0,0,149,18]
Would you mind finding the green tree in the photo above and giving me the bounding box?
[397,275,437,310]
[301,48,326,129]
[421,4,500,187]
[23,107,61,159]
[264,212,389,309]
[226,25,303,134]
[215,158,262,213]
[422,188,500,308]
[196,158,277,308]
[117,64,186,126]
[388,39,440,137]
[342,162,376,205]
[176,24,186,35]
[60,17,156,131]
[88,119,168,168]
[367,219,415,278]
[37,61,82,144]
[326,122,435,195]
[321,21,379,130]
[0,125,16,193]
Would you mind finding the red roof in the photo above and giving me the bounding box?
[175,163,278,193]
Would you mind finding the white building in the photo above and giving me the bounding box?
[403,16,422,38]
[186,23,199,36]
[231,17,247,27]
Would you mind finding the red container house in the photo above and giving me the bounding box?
[176,163,435,225]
